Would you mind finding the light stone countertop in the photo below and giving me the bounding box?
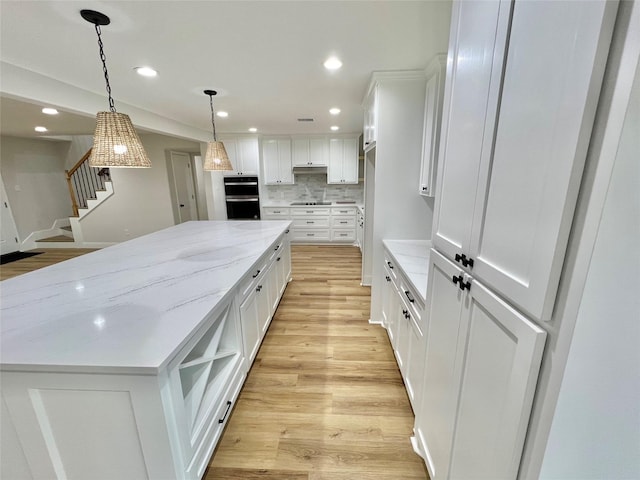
[383,239,432,302]
[0,221,290,375]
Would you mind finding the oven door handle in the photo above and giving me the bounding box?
[224,182,258,186]
[225,197,260,202]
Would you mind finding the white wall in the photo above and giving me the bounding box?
[539,59,639,480]
[78,133,200,242]
[63,135,93,170]
[0,135,72,239]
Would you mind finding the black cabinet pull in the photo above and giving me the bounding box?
[422,186,427,191]
[404,290,415,303]
[256,285,262,292]
[274,245,279,250]
[218,401,232,424]
[452,275,471,291]
[402,309,408,316]
[385,275,391,282]
[455,253,463,263]
[277,257,281,262]
[455,253,475,269]
[405,312,411,319]
[387,261,394,269]
[285,229,290,234]
[252,269,261,278]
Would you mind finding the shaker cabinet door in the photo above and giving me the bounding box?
[416,249,466,480]
[468,0,617,321]
[448,278,546,480]
[432,0,512,262]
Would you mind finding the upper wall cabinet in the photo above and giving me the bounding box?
[362,84,378,151]
[419,54,447,197]
[262,137,293,185]
[292,137,328,166]
[328,136,359,184]
[220,137,260,176]
[432,0,617,321]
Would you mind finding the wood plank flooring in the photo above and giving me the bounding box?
[207,245,428,479]
[0,248,97,281]
[0,244,428,479]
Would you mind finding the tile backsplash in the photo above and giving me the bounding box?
[264,174,363,203]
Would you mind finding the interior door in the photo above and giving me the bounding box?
[468,0,617,321]
[0,174,20,255]
[170,152,198,223]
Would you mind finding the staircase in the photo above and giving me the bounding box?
[23,149,115,250]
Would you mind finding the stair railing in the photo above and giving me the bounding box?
[65,149,110,216]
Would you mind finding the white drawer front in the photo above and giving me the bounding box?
[332,217,355,228]
[332,206,357,216]
[331,229,356,242]
[292,229,331,241]
[263,207,290,216]
[291,207,331,216]
[292,217,330,228]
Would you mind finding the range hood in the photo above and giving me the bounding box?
[292,165,327,175]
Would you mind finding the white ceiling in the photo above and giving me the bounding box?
[0,1,451,141]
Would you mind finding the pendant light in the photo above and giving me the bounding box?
[81,9,151,168]
[203,90,233,171]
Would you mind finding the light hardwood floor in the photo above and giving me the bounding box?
[207,245,428,479]
[1,245,428,479]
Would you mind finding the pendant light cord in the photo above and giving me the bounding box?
[95,24,116,113]
[209,95,217,141]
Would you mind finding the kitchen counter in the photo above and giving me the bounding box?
[0,220,291,374]
[382,239,431,302]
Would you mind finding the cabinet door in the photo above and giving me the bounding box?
[419,56,446,197]
[381,268,394,329]
[342,137,358,183]
[395,296,412,377]
[238,138,259,175]
[328,138,344,184]
[448,279,546,480]
[416,249,466,480]
[406,313,424,409]
[431,0,511,262]
[292,138,309,166]
[239,291,260,367]
[309,138,327,165]
[262,139,280,184]
[277,139,293,184]
[256,268,271,336]
[468,0,616,321]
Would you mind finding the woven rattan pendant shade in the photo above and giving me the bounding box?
[89,112,151,168]
[203,141,233,171]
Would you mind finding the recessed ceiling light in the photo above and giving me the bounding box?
[134,66,157,77]
[330,126,340,131]
[324,56,342,71]
[217,111,229,118]
[329,107,341,115]
[35,126,48,132]
[42,108,59,115]
[248,127,257,133]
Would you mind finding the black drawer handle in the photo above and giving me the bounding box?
[256,285,262,292]
[285,229,290,234]
[274,245,279,250]
[307,233,315,237]
[404,290,415,303]
[277,257,281,262]
[387,261,393,269]
[340,221,348,224]
[402,309,408,316]
[385,276,391,282]
[307,221,315,224]
[452,275,471,291]
[218,400,232,424]
[252,269,261,278]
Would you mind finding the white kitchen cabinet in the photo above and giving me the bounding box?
[419,54,446,197]
[432,0,615,321]
[292,137,328,166]
[414,249,546,480]
[221,136,259,176]
[363,83,378,151]
[262,137,293,185]
[328,136,359,184]
[356,208,364,253]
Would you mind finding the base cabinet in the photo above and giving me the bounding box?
[414,249,546,480]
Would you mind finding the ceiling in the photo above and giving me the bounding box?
[0,1,451,141]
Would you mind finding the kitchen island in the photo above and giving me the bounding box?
[1,220,291,480]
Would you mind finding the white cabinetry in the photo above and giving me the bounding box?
[414,249,546,480]
[290,206,331,242]
[292,137,328,166]
[363,84,378,150]
[419,55,446,197]
[262,137,293,185]
[330,206,357,243]
[328,137,359,184]
[356,208,364,252]
[382,249,426,410]
[432,0,615,321]
[220,137,259,176]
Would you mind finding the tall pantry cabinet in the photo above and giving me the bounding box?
[414,0,618,479]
